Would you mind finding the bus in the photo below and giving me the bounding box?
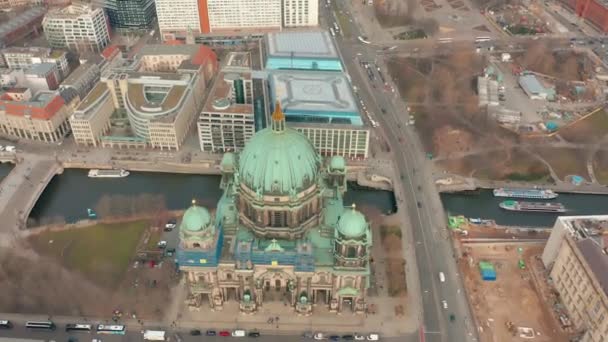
[0,320,12,329]
[25,321,56,331]
[65,324,92,332]
[96,325,126,335]
[475,36,491,43]
[437,38,453,44]
[143,330,166,341]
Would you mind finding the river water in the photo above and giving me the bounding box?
[441,190,608,227]
[28,169,397,224]
[0,164,12,181]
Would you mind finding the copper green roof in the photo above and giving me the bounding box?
[329,155,346,171]
[337,205,368,238]
[238,126,320,195]
[181,202,211,232]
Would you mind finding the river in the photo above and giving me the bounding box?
[0,163,12,181]
[28,169,397,224]
[441,189,608,227]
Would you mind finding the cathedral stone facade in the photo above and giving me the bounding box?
[176,102,372,314]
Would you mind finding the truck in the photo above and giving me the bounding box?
[143,330,166,341]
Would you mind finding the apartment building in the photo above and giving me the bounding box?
[156,0,315,39]
[198,71,255,152]
[43,3,110,53]
[542,216,608,342]
[69,82,112,147]
[1,47,69,80]
[283,0,318,27]
[60,62,101,100]
[205,0,281,32]
[155,0,206,37]
[93,0,156,30]
[0,88,71,142]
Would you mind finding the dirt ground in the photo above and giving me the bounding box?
[437,148,551,182]
[534,147,590,181]
[379,225,407,297]
[515,43,594,82]
[592,150,608,185]
[559,109,608,144]
[460,244,568,342]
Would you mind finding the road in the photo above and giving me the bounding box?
[324,3,479,342]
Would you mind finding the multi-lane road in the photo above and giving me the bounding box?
[323,2,493,342]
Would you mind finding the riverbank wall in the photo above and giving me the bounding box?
[438,175,608,195]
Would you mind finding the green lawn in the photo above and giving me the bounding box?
[29,220,149,288]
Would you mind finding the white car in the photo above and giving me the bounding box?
[314,332,325,340]
[354,333,365,340]
[367,333,380,341]
[442,300,448,309]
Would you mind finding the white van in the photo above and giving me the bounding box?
[439,272,446,283]
[232,330,245,337]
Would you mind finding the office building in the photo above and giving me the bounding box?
[0,7,46,48]
[293,123,369,160]
[43,3,111,53]
[178,106,371,314]
[283,0,318,27]
[264,31,341,71]
[542,216,608,342]
[94,0,156,30]
[204,0,281,32]
[1,47,69,80]
[198,71,255,152]
[70,82,112,147]
[0,88,71,142]
[77,44,218,150]
[24,63,60,92]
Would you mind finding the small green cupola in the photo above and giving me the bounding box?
[180,199,216,249]
[336,204,368,239]
[333,204,371,268]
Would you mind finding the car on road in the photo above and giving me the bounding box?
[189,329,201,336]
[313,332,325,340]
[219,330,230,337]
[417,201,422,208]
[0,320,13,329]
[442,300,448,309]
[206,330,216,336]
[450,314,456,322]
[380,108,386,114]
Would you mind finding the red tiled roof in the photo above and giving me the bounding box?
[0,94,65,120]
[191,46,217,66]
[101,45,120,60]
[164,39,184,46]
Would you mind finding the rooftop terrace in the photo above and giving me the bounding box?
[202,72,253,115]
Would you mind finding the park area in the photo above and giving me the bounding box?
[460,244,567,342]
[0,220,175,317]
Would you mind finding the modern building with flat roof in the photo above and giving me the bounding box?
[269,71,361,126]
[542,215,608,342]
[291,122,369,160]
[0,88,71,142]
[93,0,156,30]
[283,0,318,27]
[43,3,110,53]
[69,82,112,147]
[1,46,69,80]
[198,71,255,152]
[265,31,341,71]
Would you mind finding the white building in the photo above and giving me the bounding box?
[43,3,110,53]
[283,0,318,27]
[206,0,281,32]
[155,0,204,38]
[1,47,70,80]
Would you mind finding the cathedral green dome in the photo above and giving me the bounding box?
[330,155,346,171]
[337,205,368,239]
[238,109,320,195]
[181,202,211,232]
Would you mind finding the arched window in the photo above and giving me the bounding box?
[347,246,357,258]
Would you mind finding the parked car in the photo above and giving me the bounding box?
[342,335,354,340]
[354,334,365,340]
[157,240,167,249]
[218,330,230,337]
[314,332,325,340]
[205,330,216,336]
[366,333,380,341]
[329,336,340,341]
[442,300,448,309]
[302,332,314,339]
[248,331,260,337]
[189,330,201,336]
